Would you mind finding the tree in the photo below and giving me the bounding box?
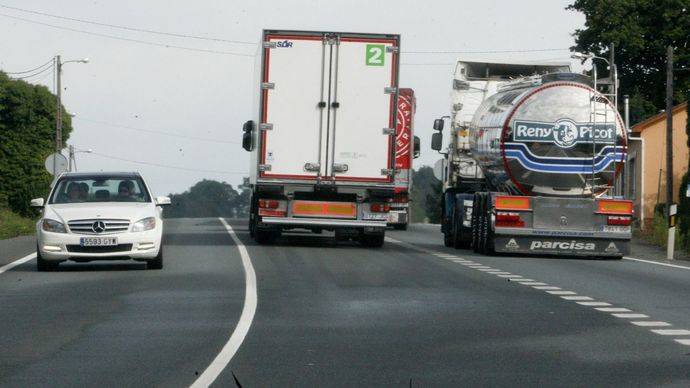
[568,1,690,123]
[0,72,72,216]
[164,179,250,218]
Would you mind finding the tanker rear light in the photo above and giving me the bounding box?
[607,215,632,226]
[596,199,633,215]
[495,211,525,228]
[495,196,532,211]
[370,203,391,213]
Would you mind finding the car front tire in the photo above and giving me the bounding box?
[147,246,164,270]
[36,246,59,272]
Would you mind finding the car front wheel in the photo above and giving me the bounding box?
[147,246,164,270]
[36,246,59,272]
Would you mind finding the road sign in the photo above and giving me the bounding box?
[45,152,68,176]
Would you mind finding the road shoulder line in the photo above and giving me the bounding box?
[191,218,258,388]
[0,252,36,275]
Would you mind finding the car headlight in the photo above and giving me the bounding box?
[42,219,67,233]
[132,217,156,232]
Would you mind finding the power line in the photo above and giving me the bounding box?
[73,116,239,144]
[9,63,54,79]
[401,48,570,54]
[4,56,54,74]
[89,151,246,175]
[0,3,256,45]
[0,13,255,57]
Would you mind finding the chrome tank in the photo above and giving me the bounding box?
[469,74,626,197]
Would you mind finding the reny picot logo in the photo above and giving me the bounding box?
[513,119,616,148]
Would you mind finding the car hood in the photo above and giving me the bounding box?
[45,202,155,224]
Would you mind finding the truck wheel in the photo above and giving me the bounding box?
[393,223,408,231]
[452,209,463,249]
[255,229,279,244]
[477,194,488,254]
[360,233,385,248]
[471,195,480,253]
[444,232,453,247]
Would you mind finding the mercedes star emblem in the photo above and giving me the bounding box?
[92,221,106,233]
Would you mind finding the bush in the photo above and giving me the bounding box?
[0,206,35,239]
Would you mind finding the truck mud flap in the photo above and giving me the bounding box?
[493,236,629,257]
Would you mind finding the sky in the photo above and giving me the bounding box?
[0,0,586,196]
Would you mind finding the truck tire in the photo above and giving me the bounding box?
[393,223,408,231]
[471,195,480,253]
[444,232,453,247]
[255,229,279,244]
[360,233,385,248]
[452,208,464,249]
[477,193,488,254]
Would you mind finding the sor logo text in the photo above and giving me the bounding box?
[276,40,293,48]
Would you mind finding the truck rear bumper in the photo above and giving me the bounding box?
[493,235,629,257]
[387,209,408,225]
[261,217,387,229]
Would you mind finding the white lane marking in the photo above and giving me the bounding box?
[596,307,632,313]
[497,274,523,278]
[546,290,577,295]
[511,278,535,282]
[624,257,690,270]
[612,313,649,319]
[490,272,512,275]
[520,282,547,286]
[651,329,690,336]
[576,301,611,307]
[0,252,36,275]
[478,268,498,272]
[191,218,258,388]
[631,321,672,327]
[675,339,690,345]
[533,286,561,290]
[561,296,594,301]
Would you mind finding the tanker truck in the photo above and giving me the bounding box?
[431,60,632,258]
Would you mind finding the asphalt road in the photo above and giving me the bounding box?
[1,218,689,387]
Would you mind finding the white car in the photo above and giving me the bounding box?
[30,172,170,271]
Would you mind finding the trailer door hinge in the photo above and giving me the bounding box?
[259,164,272,172]
[386,46,399,53]
[384,87,397,94]
[261,82,275,90]
[332,163,349,173]
[259,123,273,131]
[263,41,277,49]
[381,168,394,176]
[304,162,321,172]
[382,128,395,135]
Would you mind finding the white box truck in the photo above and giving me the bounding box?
[242,30,401,247]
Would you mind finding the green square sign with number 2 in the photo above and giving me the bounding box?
[365,44,385,67]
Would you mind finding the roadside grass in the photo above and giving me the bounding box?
[635,212,688,254]
[0,207,35,240]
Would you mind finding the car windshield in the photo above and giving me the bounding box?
[49,176,151,204]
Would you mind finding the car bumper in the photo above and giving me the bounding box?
[37,228,162,262]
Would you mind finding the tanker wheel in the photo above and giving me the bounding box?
[478,193,489,255]
[443,232,453,247]
[471,195,479,252]
[452,207,464,249]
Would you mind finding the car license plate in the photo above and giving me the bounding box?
[80,237,118,246]
[363,212,389,221]
[602,225,630,233]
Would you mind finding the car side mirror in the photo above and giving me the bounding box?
[413,136,421,159]
[155,196,171,206]
[30,198,45,208]
[242,120,254,152]
[433,118,444,132]
[431,132,443,151]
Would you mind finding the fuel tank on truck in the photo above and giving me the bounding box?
[468,73,627,197]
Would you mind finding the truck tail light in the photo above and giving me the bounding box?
[597,199,633,215]
[393,193,409,203]
[258,199,286,217]
[495,196,531,211]
[607,215,632,226]
[495,211,525,228]
[370,203,391,213]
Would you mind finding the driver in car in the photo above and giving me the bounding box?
[117,180,136,201]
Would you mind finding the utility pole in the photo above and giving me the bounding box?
[55,55,62,153]
[666,45,675,260]
[68,145,74,172]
